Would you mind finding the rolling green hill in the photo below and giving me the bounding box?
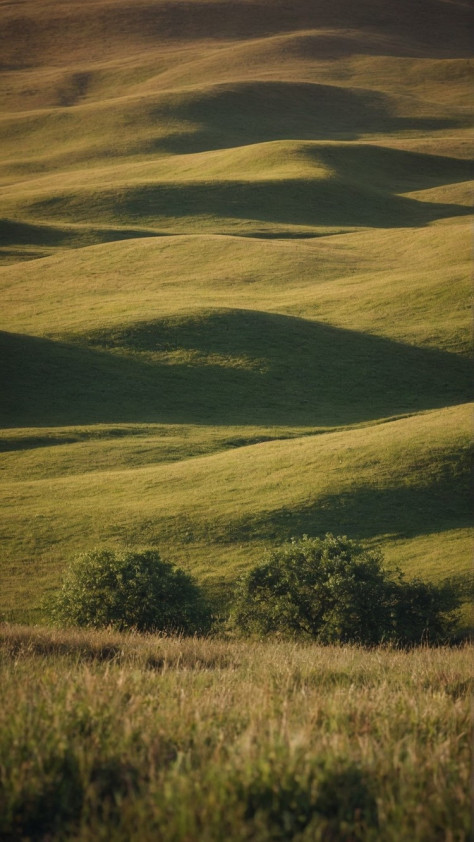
[0,0,472,621]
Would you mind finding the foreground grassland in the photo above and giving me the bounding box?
[0,0,472,619]
[0,626,470,841]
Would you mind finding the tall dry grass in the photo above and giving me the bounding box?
[0,625,470,840]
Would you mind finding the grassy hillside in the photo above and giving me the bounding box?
[1,405,470,616]
[0,0,472,621]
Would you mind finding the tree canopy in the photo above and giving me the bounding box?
[230,535,460,645]
[50,548,211,634]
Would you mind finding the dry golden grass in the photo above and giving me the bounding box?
[0,624,470,840]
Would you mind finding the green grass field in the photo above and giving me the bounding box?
[0,0,472,624]
[0,3,472,838]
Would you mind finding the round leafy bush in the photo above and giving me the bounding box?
[50,548,211,634]
[230,534,460,645]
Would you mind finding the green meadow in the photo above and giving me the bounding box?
[0,0,471,621]
[0,2,472,838]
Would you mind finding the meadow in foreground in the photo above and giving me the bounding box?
[0,625,470,841]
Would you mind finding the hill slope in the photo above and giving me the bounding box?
[0,0,471,620]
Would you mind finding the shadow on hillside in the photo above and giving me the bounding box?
[303,144,473,194]
[0,219,73,248]
[135,0,472,57]
[1,0,471,70]
[1,310,471,428]
[0,218,167,250]
[62,177,471,231]
[230,461,471,545]
[154,82,467,155]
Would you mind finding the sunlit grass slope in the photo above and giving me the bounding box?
[0,0,471,620]
[1,404,470,619]
[0,0,472,253]
[0,221,471,354]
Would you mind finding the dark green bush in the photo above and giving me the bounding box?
[50,548,211,634]
[230,535,460,645]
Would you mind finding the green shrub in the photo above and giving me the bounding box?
[387,576,462,644]
[230,535,460,645]
[49,549,211,634]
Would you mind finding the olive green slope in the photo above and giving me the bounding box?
[0,0,471,619]
[0,404,471,615]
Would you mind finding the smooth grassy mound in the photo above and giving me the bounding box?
[0,0,472,622]
[0,404,470,618]
[1,138,471,241]
[0,0,471,255]
[0,224,470,353]
[1,310,470,427]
